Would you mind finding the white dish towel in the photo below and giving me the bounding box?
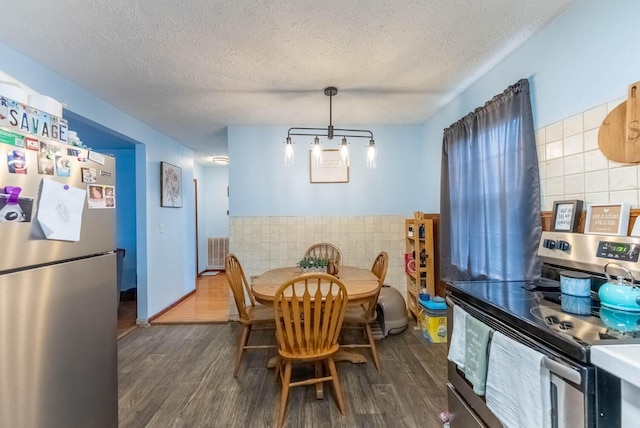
[447,305,467,370]
[485,331,551,428]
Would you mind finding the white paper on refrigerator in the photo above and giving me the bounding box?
[37,179,86,241]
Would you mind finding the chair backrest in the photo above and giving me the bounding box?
[371,251,389,286]
[273,273,348,358]
[304,243,343,266]
[225,253,256,321]
[365,251,389,319]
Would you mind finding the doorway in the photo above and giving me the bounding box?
[64,111,140,337]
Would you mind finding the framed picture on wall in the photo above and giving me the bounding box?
[160,161,183,208]
[309,149,349,183]
[551,200,583,232]
[585,203,630,236]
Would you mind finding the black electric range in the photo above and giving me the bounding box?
[447,279,640,364]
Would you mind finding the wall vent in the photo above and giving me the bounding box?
[208,237,229,269]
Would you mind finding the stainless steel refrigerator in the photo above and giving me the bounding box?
[0,135,118,428]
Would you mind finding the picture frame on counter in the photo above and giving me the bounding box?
[551,200,583,232]
[585,203,630,236]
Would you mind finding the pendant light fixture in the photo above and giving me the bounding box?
[284,87,376,168]
[366,140,376,169]
[284,137,294,166]
[311,136,323,165]
[339,137,350,167]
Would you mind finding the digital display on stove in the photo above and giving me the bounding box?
[596,241,640,262]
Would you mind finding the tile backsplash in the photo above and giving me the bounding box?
[538,96,640,210]
[228,215,407,317]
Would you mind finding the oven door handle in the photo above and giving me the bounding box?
[542,356,581,385]
[446,295,582,385]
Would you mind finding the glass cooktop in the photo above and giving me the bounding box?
[448,280,640,363]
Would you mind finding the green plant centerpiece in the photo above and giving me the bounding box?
[298,257,329,272]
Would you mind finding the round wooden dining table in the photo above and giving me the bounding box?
[251,265,380,305]
[251,265,381,398]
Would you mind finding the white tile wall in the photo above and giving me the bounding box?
[228,215,408,316]
[538,98,640,210]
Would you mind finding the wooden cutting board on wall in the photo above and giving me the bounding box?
[598,81,640,163]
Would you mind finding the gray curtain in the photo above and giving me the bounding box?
[440,79,541,282]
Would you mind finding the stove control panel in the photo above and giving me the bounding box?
[538,231,640,279]
[596,241,640,262]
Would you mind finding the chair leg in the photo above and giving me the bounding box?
[314,361,324,400]
[274,356,280,382]
[365,323,381,372]
[326,357,346,415]
[277,361,292,428]
[234,325,251,377]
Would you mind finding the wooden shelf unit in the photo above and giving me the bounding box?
[404,217,435,320]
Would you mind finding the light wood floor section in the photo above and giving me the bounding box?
[152,272,230,324]
[118,323,448,428]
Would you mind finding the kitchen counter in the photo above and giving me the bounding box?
[592,344,640,428]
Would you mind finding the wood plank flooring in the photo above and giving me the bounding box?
[152,273,230,324]
[118,323,448,428]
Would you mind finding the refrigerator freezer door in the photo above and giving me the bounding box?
[0,140,116,273]
[0,253,118,428]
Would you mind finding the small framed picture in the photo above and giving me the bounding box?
[160,161,183,207]
[551,200,583,232]
[585,203,631,236]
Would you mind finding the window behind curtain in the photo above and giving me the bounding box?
[440,79,541,282]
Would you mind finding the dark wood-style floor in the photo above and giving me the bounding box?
[118,323,448,428]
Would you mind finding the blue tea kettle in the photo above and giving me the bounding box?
[600,306,640,333]
[598,263,640,312]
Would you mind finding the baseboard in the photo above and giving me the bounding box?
[148,289,196,323]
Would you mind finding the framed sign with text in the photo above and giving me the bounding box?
[585,203,630,236]
[551,200,583,232]
[309,149,349,183]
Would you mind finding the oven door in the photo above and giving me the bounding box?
[446,294,596,428]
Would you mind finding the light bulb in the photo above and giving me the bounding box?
[284,137,294,166]
[339,137,350,167]
[312,136,323,165]
[366,139,376,169]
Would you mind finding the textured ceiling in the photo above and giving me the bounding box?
[0,0,574,165]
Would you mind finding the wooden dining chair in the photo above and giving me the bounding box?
[341,251,389,372]
[273,273,349,428]
[304,242,343,265]
[225,253,275,377]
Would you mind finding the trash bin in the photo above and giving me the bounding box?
[116,248,125,308]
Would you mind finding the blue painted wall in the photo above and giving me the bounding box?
[0,42,196,321]
[228,125,423,216]
[421,0,640,211]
